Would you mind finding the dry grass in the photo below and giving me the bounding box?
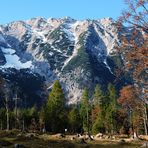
[0,131,145,148]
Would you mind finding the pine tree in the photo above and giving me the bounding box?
[39,106,46,132]
[92,84,104,134]
[68,107,82,133]
[80,88,90,133]
[0,108,6,130]
[105,83,117,134]
[93,84,103,106]
[46,80,66,133]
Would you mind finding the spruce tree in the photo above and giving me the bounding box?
[93,84,103,106]
[80,88,90,133]
[92,84,105,134]
[0,108,6,130]
[68,107,81,133]
[105,83,117,134]
[46,80,66,133]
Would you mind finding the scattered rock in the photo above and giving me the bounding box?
[84,134,93,141]
[77,138,87,144]
[119,139,126,144]
[25,133,38,138]
[85,134,89,140]
[14,143,25,148]
[25,133,34,138]
[104,135,110,139]
[77,134,82,137]
[80,138,87,144]
[112,136,116,140]
[17,133,24,137]
[95,133,103,139]
[141,142,148,147]
[70,136,75,140]
[96,133,103,137]
[78,135,85,139]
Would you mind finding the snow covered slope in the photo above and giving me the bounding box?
[0,48,33,69]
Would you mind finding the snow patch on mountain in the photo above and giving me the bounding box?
[61,21,79,70]
[0,48,33,69]
[93,19,119,55]
[103,59,114,74]
[33,29,47,43]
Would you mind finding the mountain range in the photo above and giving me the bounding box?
[0,17,131,104]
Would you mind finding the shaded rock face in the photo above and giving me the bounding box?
[0,33,7,47]
[0,17,130,104]
[0,48,6,65]
[0,33,7,65]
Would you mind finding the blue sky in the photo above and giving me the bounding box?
[0,0,126,24]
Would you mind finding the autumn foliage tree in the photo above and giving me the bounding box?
[118,85,144,137]
[118,0,147,97]
[118,0,148,29]
[117,0,148,135]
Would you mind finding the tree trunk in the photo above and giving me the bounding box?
[0,121,2,130]
[143,104,148,135]
[133,131,139,140]
[22,118,25,131]
[6,96,9,131]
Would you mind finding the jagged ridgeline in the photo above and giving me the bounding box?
[0,17,130,105]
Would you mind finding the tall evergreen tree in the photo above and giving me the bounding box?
[92,84,104,134]
[93,84,103,106]
[0,108,6,130]
[105,83,117,134]
[68,106,82,133]
[46,80,66,133]
[80,88,90,133]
